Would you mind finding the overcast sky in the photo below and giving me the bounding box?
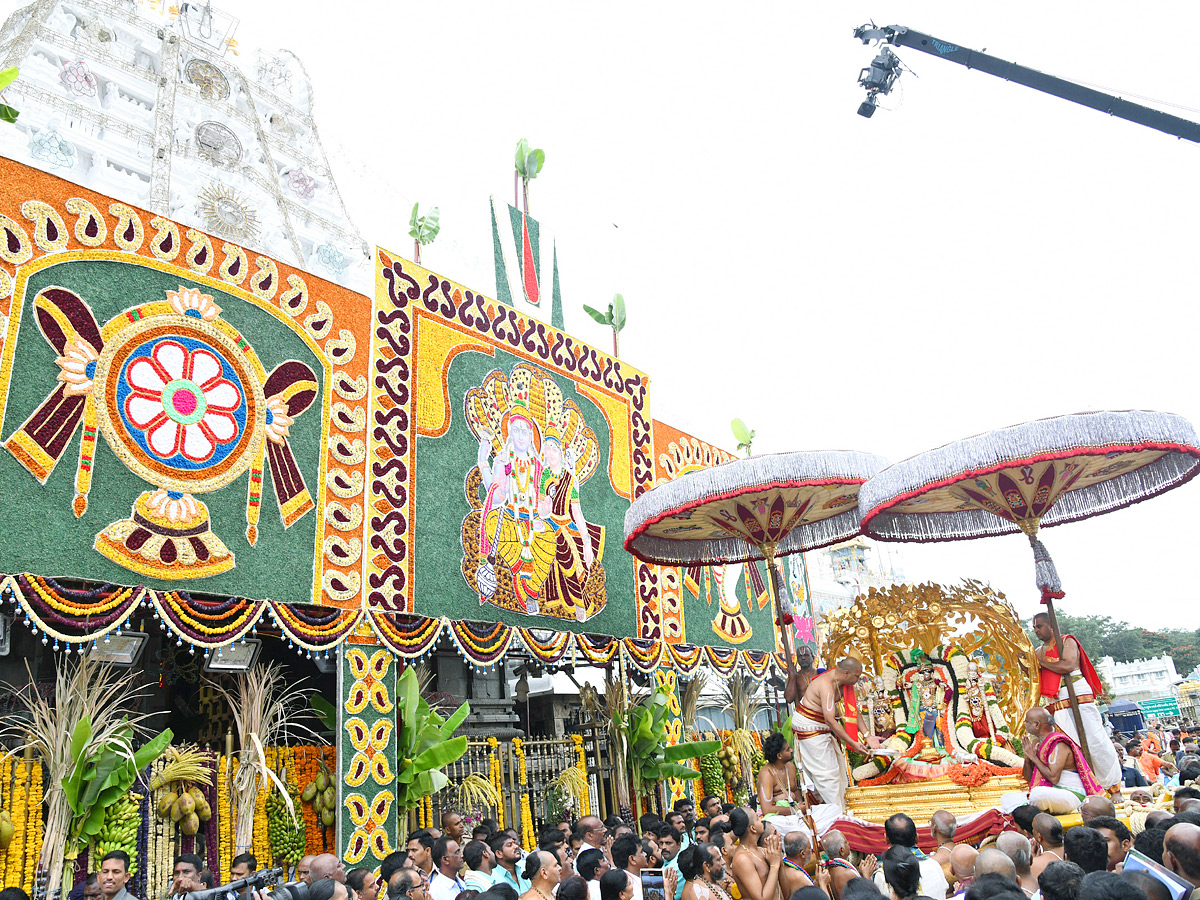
[227,1,1200,631]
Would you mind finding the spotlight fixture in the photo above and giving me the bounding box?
[203,637,262,672]
[89,631,148,667]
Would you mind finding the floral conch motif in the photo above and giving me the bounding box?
[144,488,200,524]
[166,286,222,321]
[265,395,293,444]
[55,337,99,397]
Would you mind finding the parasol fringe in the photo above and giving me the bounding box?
[1029,536,1065,605]
[858,411,1200,543]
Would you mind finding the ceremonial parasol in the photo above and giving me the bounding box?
[857,409,1200,768]
[624,448,889,679]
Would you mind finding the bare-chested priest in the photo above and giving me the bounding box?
[786,656,871,812]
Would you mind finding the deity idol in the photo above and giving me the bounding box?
[477,395,556,613]
[907,652,952,752]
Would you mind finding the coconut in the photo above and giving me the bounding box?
[170,799,184,823]
[181,811,200,837]
[316,772,330,792]
[177,792,196,816]
[320,808,335,827]
[157,792,178,819]
[0,820,12,849]
[322,787,336,809]
[301,782,318,803]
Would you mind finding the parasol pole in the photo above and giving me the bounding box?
[762,540,821,856]
[1023,521,1096,773]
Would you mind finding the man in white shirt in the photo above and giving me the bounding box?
[575,817,607,855]
[872,814,949,900]
[429,838,466,900]
[577,849,610,900]
[613,835,646,900]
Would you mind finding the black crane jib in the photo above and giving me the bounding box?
[854,24,1200,143]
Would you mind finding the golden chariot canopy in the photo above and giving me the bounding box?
[822,579,1039,734]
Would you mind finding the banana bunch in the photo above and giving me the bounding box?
[716,745,741,785]
[698,752,725,799]
[156,784,212,837]
[266,789,306,865]
[750,747,766,781]
[95,791,142,874]
[300,768,336,828]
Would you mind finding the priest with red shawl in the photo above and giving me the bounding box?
[1032,612,1123,793]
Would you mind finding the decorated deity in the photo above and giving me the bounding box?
[907,651,951,752]
[464,364,607,622]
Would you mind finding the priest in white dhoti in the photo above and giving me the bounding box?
[786,657,872,814]
[1032,612,1122,794]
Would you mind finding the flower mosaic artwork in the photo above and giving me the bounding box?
[5,281,318,580]
[462,363,607,623]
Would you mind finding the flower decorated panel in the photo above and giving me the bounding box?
[0,159,371,608]
[368,249,653,640]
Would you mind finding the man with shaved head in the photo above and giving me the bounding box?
[1080,795,1116,824]
[996,832,1037,895]
[789,656,870,812]
[948,845,978,895]
[1014,707,1104,813]
[974,848,1018,883]
[930,810,957,868]
[1162,823,1200,896]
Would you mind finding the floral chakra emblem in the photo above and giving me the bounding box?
[5,284,318,579]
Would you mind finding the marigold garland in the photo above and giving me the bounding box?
[26,760,43,893]
[570,735,591,817]
[512,738,533,850]
[487,737,505,829]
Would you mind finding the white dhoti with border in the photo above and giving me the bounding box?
[1047,673,1121,790]
[791,703,848,813]
[1002,768,1087,815]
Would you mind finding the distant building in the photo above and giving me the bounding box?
[1179,680,1200,722]
[804,535,907,616]
[1097,654,1181,705]
[0,0,369,290]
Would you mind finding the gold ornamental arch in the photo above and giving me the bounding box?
[821,579,1039,733]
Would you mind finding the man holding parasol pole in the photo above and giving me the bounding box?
[1031,611,1122,794]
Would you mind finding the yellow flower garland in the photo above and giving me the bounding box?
[512,738,533,851]
[26,761,42,893]
[570,735,591,817]
[0,755,14,886]
[218,754,232,881]
[487,737,505,829]
[8,760,28,892]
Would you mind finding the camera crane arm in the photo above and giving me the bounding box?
[853,23,1200,142]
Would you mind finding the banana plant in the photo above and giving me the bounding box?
[62,717,172,857]
[0,68,18,123]
[396,664,470,840]
[514,138,545,214]
[625,684,720,805]
[731,418,755,457]
[582,293,627,357]
[408,202,440,265]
